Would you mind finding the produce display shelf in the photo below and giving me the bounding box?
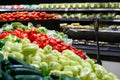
[60,18,93,22]
[72,44,120,62]
[60,18,120,23]
[65,28,120,43]
[0,9,42,12]
[61,9,120,12]
[100,19,120,23]
[2,9,120,12]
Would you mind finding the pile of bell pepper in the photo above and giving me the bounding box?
[0,27,87,59]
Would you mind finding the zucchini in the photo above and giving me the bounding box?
[14,75,44,80]
[10,68,43,76]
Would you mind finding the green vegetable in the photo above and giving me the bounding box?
[49,62,62,71]
[63,66,78,76]
[0,70,14,80]
[62,13,69,18]
[43,45,53,54]
[28,26,36,30]
[61,71,73,77]
[39,62,49,76]
[0,54,3,62]
[8,56,30,67]
[50,74,59,80]
[6,65,35,70]
[22,43,39,54]
[0,40,6,49]
[43,54,58,64]
[80,67,92,80]
[12,43,22,52]
[9,52,24,60]
[2,23,12,32]
[37,27,48,34]
[4,36,21,43]
[85,59,95,71]
[58,59,70,69]
[2,23,9,28]
[95,64,108,79]
[102,73,119,80]
[44,76,53,80]
[3,41,13,52]
[87,72,98,80]
[49,70,61,76]
[11,22,27,30]
[14,75,44,80]
[21,38,31,45]
[9,68,43,76]
[60,74,79,80]
[30,54,41,65]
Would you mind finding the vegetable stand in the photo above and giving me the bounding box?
[0,0,120,79]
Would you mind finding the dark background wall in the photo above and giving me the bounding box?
[0,0,120,5]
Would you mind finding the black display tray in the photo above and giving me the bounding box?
[64,29,120,43]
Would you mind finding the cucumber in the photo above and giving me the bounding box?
[10,68,43,76]
[8,56,37,70]
[50,74,59,80]
[0,66,13,80]
[14,75,44,80]
[6,65,37,70]
[0,64,3,79]
[1,60,12,71]
[44,76,53,80]
[8,56,30,66]
[0,54,3,63]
